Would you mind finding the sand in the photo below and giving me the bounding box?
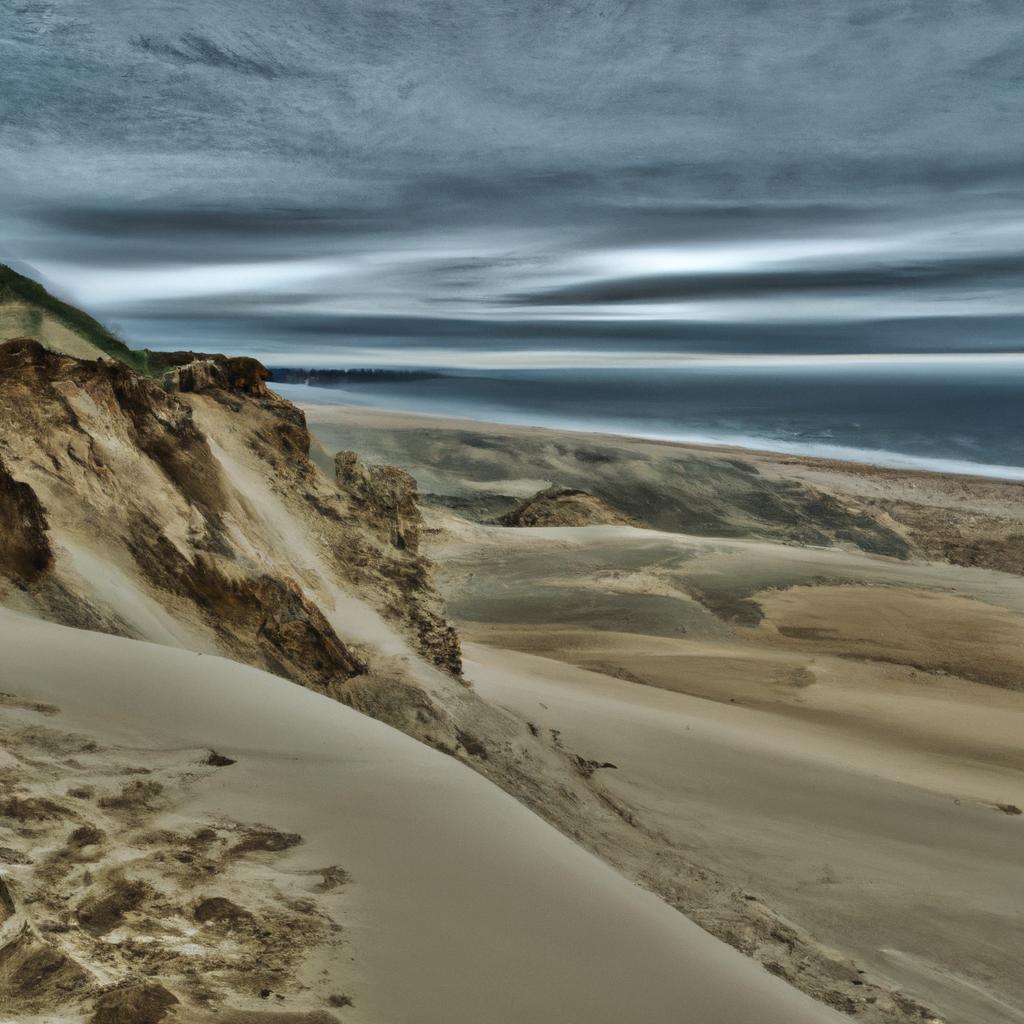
[301,401,1024,574]
[426,520,1024,1023]
[464,642,1024,1024]
[293,400,1024,1024]
[0,305,108,362]
[0,607,845,1024]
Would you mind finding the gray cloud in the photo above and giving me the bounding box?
[131,32,284,78]
[507,253,1024,306]
[2,0,1024,359]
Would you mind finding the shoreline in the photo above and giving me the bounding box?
[284,390,1024,487]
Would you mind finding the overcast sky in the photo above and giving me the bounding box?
[3,0,1024,364]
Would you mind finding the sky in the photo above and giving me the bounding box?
[3,0,1024,366]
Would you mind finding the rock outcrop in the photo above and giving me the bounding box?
[0,452,53,585]
[335,451,421,551]
[0,337,460,705]
[164,355,270,397]
[498,486,637,528]
[334,451,461,673]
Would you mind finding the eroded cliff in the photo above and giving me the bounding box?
[0,338,459,711]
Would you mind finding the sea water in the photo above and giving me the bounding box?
[269,361,1024,480]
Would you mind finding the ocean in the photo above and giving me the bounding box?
[269,360,1024,481]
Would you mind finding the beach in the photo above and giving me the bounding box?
[298,398,1024,1024]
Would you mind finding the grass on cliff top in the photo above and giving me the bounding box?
[0,264,150,374]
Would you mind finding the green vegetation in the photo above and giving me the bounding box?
[0,264,150,373]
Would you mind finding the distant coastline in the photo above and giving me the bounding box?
[270,370,1024,484]
[268,366,445,386]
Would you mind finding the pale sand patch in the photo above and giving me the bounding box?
[757,584,1024,689]
[465,625,1024,778]
[60,540,219,652]
[0,608,844,1024]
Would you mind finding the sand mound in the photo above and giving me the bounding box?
[90,982,178,1024]
[498,485,637,528]
[0,926,90,1006]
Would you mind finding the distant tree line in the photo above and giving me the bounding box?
[268,367,444,386]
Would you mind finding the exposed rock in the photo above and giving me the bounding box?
[193,896,257,931]
[0,337,459,687]
[165,354,270,397]
[335,450,421,551]
[333,450,461,674]
[68,825,106,848]
[76,879,150,935]
[1,795,66,821]
[165,357,222,393]
[0,336,229,518]
[0,454,52,584]
[498,486,637,528]
[98,781,164,811]
[456,728,488,760]
[90,982,178,1024]
[314,866,350,892]
[230,826,303,856]
[0,876,15,920]
[0,925,89,1006]
[125,530,366,688]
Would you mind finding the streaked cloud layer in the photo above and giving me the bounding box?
[3,0,1024,362]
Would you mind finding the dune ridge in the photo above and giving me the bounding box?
[0,608,857,1024]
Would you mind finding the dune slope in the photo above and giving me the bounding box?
[0,609,845,1024]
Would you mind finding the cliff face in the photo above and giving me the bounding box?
[333,449,461,672]
[335,450,421,551]
[0,338,460,712]
[0,452,53,584]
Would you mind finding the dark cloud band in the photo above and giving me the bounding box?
[508,254,1024,306]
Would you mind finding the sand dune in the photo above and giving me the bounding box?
[0,608,845,1024]
[294,403,1024,1024]
[464,642,1024,1024]
[422,514,1024,1022]
[299,401,1024,575]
